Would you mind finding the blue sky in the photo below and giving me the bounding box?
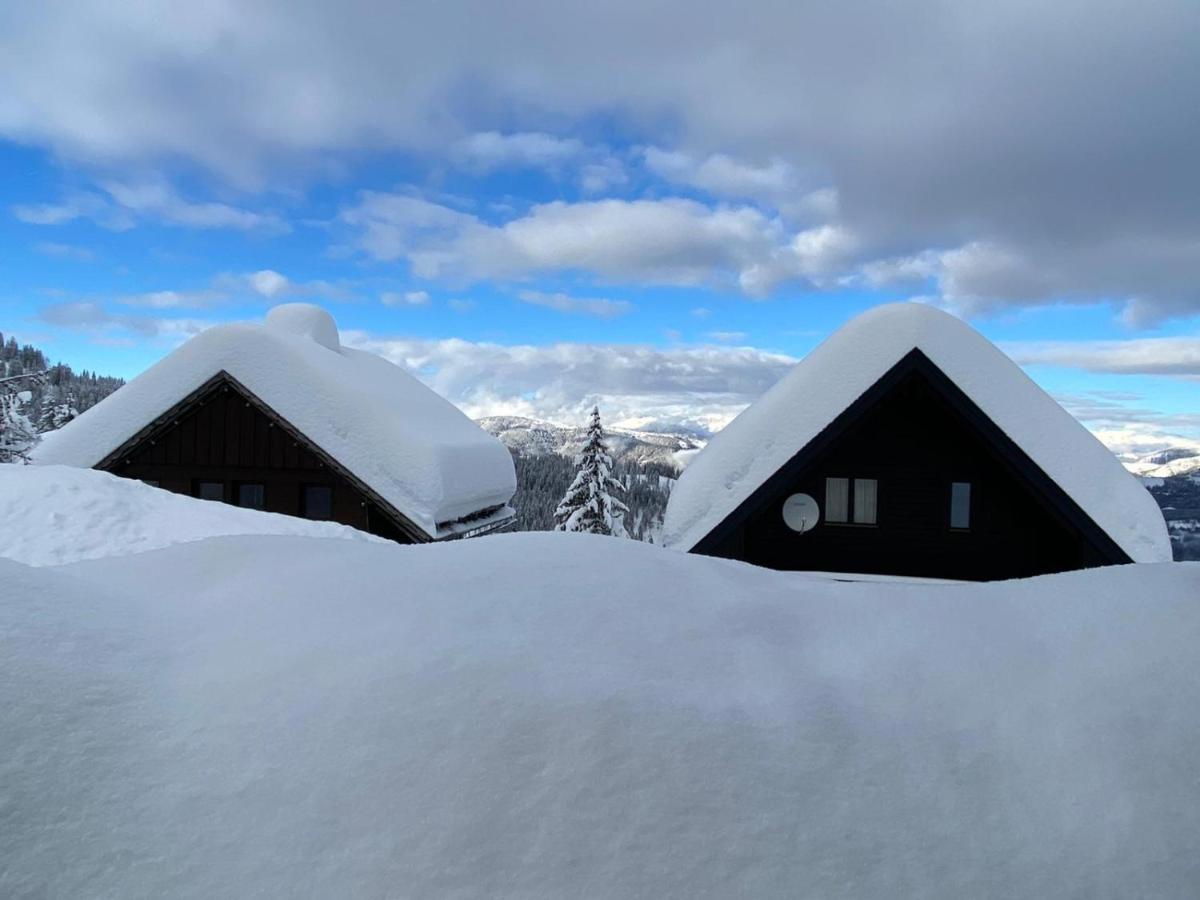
[1,1,1197,455]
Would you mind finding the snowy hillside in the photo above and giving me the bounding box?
[0,465,380,566]
[478,415,705,470]
[1123,445,1200,479]
[2,525,1198,896]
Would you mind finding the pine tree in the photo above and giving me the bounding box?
[553,405,628,536]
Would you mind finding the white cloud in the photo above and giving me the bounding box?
[644,148,794,199]
[579,158,628,194]
[12,180,286,234]
[118,290,227,309]
[212,270,355,302]
[642,147,840,223]
[33,241,96,262]
[517,290,633,318]
[99,179,288,232]
[382,290,432,307]
[37,301,212,342]
[2,1,1198,320]
[343,331,797,432]
[706,331,748,343]
[451,131,585,172]
[1005,337,1200,378]
[247,269,290,298]
[13,192,134,231]
[339,192,843,295]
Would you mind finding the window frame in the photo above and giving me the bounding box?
[824,476,850,524]
[194,480,225,503]
[236,481,267,511]
[949,480,973,531]
[852,477,878,526]
[822,475,879,528]
[301,483,334,521]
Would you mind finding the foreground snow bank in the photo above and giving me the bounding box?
[2,533,1198,897]
[0,465,380,566]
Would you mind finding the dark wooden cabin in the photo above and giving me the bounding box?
[37,304,517,543]
[98,373,425,543]
[693,350,1131,580]
[664,302,1170,580]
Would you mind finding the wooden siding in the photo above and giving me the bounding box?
[103,378,417,542]
[703,364,1118,580]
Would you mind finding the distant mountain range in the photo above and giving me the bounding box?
[480,415,1200,481]
[477,416,706,471]
[1121,446,1200,480]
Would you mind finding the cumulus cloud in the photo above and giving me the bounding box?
[343,330,797,432]
[339,192,845,295]
[641,147,834,220]
[517,290,633,318]
[246,269,290,298]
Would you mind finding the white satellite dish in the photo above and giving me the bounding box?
[782,493,820,533]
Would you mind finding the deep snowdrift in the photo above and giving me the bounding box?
[0,465,380,566]
[2,532,1197,897]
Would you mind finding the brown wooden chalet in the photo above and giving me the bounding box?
[36,304,517,542]
[100,372,433,542]
[662,303,1171,580]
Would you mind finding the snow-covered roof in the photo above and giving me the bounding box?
[34,304,516,539]
[663,302,1172,563]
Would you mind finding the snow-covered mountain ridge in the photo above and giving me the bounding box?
[477,415,705,469]
[1122,445,1200,479]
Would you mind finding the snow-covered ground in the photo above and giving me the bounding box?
[0,465,380,566]
[1,502,1198,895]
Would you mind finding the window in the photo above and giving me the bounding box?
[853,478,878,525]
[825,477,849,523]
[237,483,266,510]
[950,481,972,530]
[195,481,224,502]
[824,476,877,526]
[302,485,333,520]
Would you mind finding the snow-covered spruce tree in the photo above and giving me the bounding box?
[36,384,79,434]
[553,405,629,537]
[0,385,40,464]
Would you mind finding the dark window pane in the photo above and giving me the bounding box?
[950,482,971,529]
[238,483,265,510]
[196,481,224,502]
[303,485,333,520]
[825,477,849,523]
[853,478,878,525]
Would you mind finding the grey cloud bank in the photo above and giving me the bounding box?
[1,0,1197,320]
